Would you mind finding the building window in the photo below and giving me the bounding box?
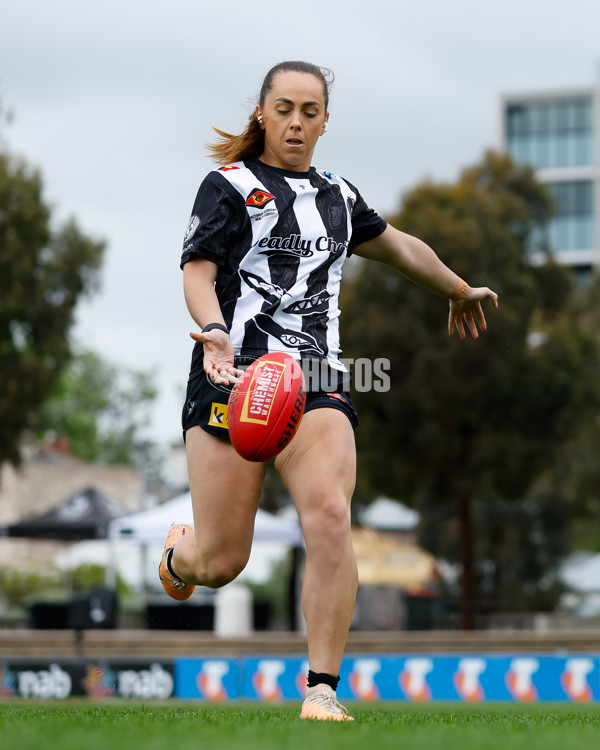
[546,180,594,251]
[506,97,594,169]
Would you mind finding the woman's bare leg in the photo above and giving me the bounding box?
[171,426,267,587]
[275,409,357,674]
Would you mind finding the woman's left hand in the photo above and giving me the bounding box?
[448,286,499,339]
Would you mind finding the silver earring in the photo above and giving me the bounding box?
[257,115,263,125]
[323,122,328,133]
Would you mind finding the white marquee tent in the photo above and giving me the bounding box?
[55,493,304,594]
[108,491,303,546]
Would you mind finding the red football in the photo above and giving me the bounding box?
[228,352,306,462]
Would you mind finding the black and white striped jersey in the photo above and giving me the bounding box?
[181,158,387,370]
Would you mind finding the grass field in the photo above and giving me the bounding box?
[2,702,600,750]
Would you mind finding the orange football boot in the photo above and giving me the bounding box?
[158,523,196,601]
[300,684,354,722]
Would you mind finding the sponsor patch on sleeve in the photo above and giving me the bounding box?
[245,190,275,208]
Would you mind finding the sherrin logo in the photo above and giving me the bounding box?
[240,360,285,425]
[246,190,275,209]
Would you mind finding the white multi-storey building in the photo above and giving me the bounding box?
[500,86,600,279]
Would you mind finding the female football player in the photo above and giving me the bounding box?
[159,61,498,720]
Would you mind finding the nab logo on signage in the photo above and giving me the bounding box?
[209,402,229,429]
[17,664,72,699]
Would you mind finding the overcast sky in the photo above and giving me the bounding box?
[2,0,599,449]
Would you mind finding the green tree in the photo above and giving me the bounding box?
[533,271,600,554]
[0,561,64,607]
[0,132,104,465]
[341,151,600,628]
[71,563,131,598]
[244,555,291,620]
[39,349,158,466]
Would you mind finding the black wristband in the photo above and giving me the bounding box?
[202,322,229,334]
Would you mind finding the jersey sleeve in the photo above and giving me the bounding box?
[343,179,387,254]
[180,172,245,268]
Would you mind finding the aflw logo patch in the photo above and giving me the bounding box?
[246,190,275,209]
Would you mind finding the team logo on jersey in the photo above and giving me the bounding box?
[328,202,345,228]
[246,190,275,209]
[220,165,240,171]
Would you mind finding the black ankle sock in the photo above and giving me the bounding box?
[166,549,183,581]
[307,670,340,691]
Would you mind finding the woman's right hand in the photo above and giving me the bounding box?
[190,329,243,385]
[448,286,499,339]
